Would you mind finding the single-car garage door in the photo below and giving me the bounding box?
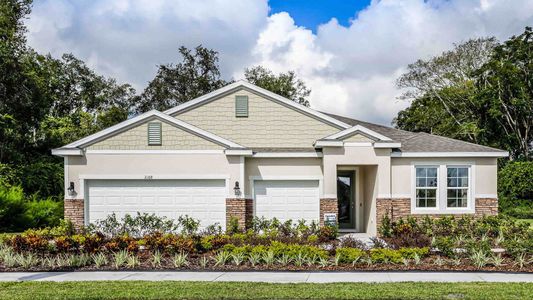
[254,180,320,223]
[87,179,226,229]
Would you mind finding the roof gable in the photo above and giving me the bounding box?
[53,110,244,155]
[165,80,351,130]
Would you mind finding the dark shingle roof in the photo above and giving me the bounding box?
[324,112,505,153]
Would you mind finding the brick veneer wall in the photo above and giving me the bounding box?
[376,197,499,231]
[226,198,254,230]
[64,199,84,229]
[319,198,338,226]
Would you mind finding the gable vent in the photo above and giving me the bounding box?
[147,122,162,145]
[235,95,248,117]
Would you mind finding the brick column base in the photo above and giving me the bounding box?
[64,199,84,229]
[319,198,338,226]
[226,198,253,230]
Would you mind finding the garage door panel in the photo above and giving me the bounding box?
[254,180,319,224]
[88,179,226,230]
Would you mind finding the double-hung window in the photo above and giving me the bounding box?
[446,167,469,208]
[415,166,438,208]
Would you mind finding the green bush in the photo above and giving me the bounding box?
[335,247,365,263]
[0,185,29,232]
[24,198,63,229]
[433,236,455,258]
[398,247,430,259]
[498,161,533,217]
[369,248,403,264]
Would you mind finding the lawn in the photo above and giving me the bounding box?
[0,281,532,300]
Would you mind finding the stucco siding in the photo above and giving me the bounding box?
[391,157,498,197]
[174,89,340,148]
[86,121,223,150]
[244,157,324,197]
[66,154,240,200]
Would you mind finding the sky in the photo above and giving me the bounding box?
[25,0,533,125]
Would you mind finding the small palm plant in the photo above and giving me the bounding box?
[213,251,231,266]
[173,253,189,268]
[248,253,261,267]
[91,253,108,268]
[113,250,128,269]
[126,254,140,269]
[199,256,209,268]
[151,250,163,268]
[318,257,330,268]
[231,252,245,266]
[293,252,307,267]
[276,253,291,266]
[262,251,275,266]
[470,250,488,268]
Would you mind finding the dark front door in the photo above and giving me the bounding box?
[337,171,355,230]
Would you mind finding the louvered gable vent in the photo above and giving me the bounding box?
[147,122,162,145]
[235,95,248,117]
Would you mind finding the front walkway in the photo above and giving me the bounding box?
[0,271,531,283]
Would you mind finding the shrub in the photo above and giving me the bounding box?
[379,214,392,237]
[226,217,241,235]
[339,236,368,250]
[398,247,429,259]
[433,236,455,258]
[0,185,29,232]
[385,222,431,249]
[335,247,365,264]
[88,213,179,237]
[24,197,63,229]
[317,225,338,242]
[498,161,532,216]
[200,235,230,251]
[369,248,402,264]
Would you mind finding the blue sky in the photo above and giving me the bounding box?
[269,0,372,32]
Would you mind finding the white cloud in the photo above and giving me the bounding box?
[26,0,533,125]
[247,0,533,125]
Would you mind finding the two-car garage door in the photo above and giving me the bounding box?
[86,179,320,228]
[87,179,226,229]
[254,180,320,223]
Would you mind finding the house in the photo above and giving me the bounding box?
[52,81,508,235]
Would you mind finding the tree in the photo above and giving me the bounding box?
[244,66,311,106]
[475,27,533,160]
[395,37,498,144]
[395,28,532,161]
[135,45,228,113]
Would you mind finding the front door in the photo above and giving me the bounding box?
[337,171,355,230]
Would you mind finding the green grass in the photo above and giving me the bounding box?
[516,219,533,227]
[0,281,531,299]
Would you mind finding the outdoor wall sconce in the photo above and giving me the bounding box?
[233,181,241,197]
[67,181,76,197]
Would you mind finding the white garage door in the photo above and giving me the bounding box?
[87,179,226,229]
[254,180,320,223]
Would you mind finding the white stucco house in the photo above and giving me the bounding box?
[52,81,508,235]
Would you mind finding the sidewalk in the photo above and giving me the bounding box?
[0,271,532,283]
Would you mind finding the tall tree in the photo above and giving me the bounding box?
[135,45,228,113]
[244,66,311,106]
[475,27,533,160]
[395,37,498,144]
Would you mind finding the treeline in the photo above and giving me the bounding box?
[395,29,533,218]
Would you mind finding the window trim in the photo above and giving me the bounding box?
[411,162,476,214]
[445,165,472,210]
[412,165,440,212]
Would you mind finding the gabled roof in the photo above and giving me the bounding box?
[52,110,245,156]
[322,125,393,141]
[164,80,352,130]
[325,112,508,157]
